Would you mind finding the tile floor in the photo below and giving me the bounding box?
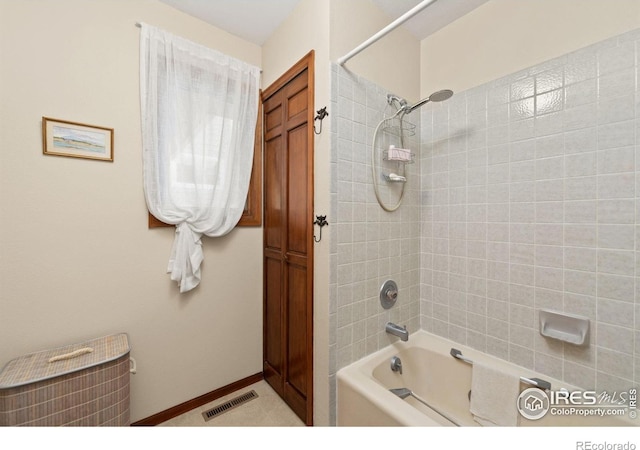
[158,380,305,427]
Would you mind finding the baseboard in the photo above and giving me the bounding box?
[131,372,264,426]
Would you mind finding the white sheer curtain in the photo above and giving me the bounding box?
[140,24,260,293]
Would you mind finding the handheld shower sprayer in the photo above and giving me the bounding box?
[404,89,454,114]
[388,89,454,116]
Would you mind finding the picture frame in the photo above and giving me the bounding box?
[42,117,114,162]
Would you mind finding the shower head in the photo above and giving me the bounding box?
[404,89,454,114]
[429,89,454,102]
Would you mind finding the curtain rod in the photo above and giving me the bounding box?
[337,0,439,66]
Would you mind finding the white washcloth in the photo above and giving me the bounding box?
[470,362,520,426]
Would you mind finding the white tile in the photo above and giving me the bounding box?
[509,117,535,141]
[564,247,597,272]
[536,157,564,180]
[487,223,509,242]
[564,224,596,247]
[536,89,564,116]
[510,283,535,307]
[511,202,535,223]
[564,127,597,155]
[597,94,635,125]
[534,224,563,245]
[598,67,636,99]
[565,79,597,109]
[597,172,635,199]
[563,103,597,131]
[565,200,596,223]
[510,243,535,265]
[597,146,635,174]
[511,181,535,202]
[487,260,509,282]
[565,152,596,177]
[597,120,636,150]
[565,50,597,85]
[511,98,535,120]
[596,348,633,381]
[565,175,597,200]
[511,223,535,244]
[535,287,563,310]
[509,344,534,370]
[536,266,563,291]
[597,249,635,276]
[535,245,563,268]
[510,263,534,286]
[564,270,597,296]
[597,298,634,328]
[564,292,596,319]
[535,133,565,159]
[597,273,634,302]
[511,76,535,100]
[510,138,536,162]
[597,41,635,75]
[536,68,564,94]
[510,159,536,182]
[598,224,635,250]
[534,352,564,380]
[598,199,636,224]
[535,111,565,137]
[536,201,563,223]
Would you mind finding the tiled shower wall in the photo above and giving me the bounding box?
[420,28,640,393]
[329,64,422,415]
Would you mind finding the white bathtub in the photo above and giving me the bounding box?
[337,330,637,427]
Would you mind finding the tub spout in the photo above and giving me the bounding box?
[386,322,409,341]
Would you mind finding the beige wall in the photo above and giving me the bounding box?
[421,0,640,96]
[0,0,263,422]
[261,0,332,426]
[330,0,421,102]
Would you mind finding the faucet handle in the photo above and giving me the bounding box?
[385,287,398,301]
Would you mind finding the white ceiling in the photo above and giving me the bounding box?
[158,0,488,45]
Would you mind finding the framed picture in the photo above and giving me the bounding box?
[42,117,114,162]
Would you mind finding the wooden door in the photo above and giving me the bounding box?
[262,52,314,425]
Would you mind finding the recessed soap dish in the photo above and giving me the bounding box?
[539,309,590,346]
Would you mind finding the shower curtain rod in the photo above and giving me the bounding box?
[337,0,439,66]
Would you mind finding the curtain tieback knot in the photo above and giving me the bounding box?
[167,222,204,293]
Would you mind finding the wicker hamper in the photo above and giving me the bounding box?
[0,333,130,426]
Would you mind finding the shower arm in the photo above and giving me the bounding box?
[337,0,440,66]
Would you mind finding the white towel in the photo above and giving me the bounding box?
[469,362,521,426]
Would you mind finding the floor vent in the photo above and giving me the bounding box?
[201,390,259,422]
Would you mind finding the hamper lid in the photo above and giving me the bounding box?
[0,333,130,389]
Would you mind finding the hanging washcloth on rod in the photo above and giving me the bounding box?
[470,362,521,426]
[387,145,412,162]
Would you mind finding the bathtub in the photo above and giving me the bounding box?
[337,330,636,427]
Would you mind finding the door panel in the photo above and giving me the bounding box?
[287,124,309,256]
[263,255,283,394]
[286,262,307,394]
[264,136,282,250]
[262,52,314,426]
